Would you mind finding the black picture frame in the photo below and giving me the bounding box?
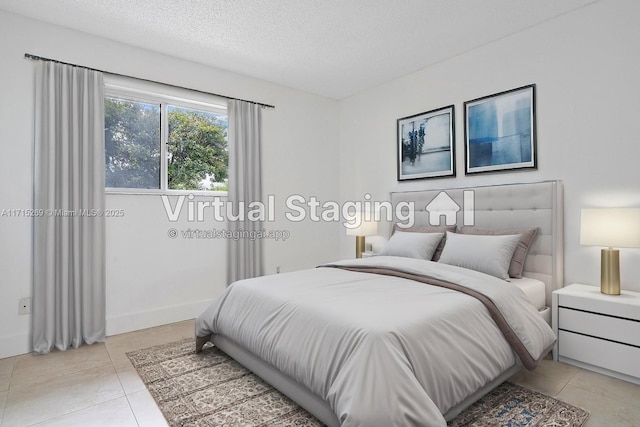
[397,105,455,181]
[464,84,536,174]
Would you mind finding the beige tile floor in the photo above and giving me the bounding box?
[1,319,639,426]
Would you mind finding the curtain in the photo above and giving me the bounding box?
[227,100,264,284]
[32,61,106,354]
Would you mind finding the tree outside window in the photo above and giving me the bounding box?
[105,96,228,192]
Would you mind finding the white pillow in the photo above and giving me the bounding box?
[380,231,444,260]
[438,232,520,280]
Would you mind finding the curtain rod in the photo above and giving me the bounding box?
[24,53,275,109]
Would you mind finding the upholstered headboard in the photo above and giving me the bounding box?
[390,181,564,306]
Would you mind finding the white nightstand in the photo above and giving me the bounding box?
[552,284,640,385]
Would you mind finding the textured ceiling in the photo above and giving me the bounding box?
[0,0,598,99]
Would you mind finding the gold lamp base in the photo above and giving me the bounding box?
[600,248,620,295]
[355,236,365,258]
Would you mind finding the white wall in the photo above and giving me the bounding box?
[338,0,640,289]
[0,11,341,358]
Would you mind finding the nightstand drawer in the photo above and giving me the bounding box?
[558,307,640,347]
[560,292,640,320]
[559,330,640,379]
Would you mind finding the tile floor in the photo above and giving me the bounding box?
[1,319,639,426]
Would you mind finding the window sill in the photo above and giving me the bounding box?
[106,189,228,197]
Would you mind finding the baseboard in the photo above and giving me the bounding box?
[106,299,214,336]
[0,300,214,358]
[0,332,31,359]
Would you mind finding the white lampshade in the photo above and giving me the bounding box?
[580,208,640,248]
[346,220,378,236]
[345,213,378,236]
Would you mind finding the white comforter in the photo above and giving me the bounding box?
[196,256,556,427]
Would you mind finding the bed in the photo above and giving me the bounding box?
[196,180,564,426]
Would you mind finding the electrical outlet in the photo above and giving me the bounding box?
[19,297,31,315]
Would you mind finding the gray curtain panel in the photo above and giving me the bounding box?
[32,61,106,354]
[227,100,264,284]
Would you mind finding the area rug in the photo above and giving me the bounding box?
[127,339,589,426]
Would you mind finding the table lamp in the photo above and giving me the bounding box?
[580,208,640,295]
[346,215,378,258]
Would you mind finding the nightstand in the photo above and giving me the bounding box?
[552,284,640,385]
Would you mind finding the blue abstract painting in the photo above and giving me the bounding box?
[465,85,536,174]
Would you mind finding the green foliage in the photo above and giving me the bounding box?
[105,98,160,189]
[167,107,228,191]
[104,97,228,191]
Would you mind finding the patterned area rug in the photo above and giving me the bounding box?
[127,339,589,427]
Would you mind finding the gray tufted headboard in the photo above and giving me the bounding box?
[390,181,564,306]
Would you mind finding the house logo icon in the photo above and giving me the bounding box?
[425,190,475,226]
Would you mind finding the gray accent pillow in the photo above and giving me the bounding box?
[392,224,456,261]
[380,231,444,260]
[458,226,538,278]
[438,232,521,280]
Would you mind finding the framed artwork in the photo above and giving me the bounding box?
[397,105,455,181]
[464,84,536,174]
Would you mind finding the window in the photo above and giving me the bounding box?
[167,106,228,191]
[105,98,161,189]
[104,79,228,193]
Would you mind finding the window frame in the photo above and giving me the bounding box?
[104,75,229,196]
